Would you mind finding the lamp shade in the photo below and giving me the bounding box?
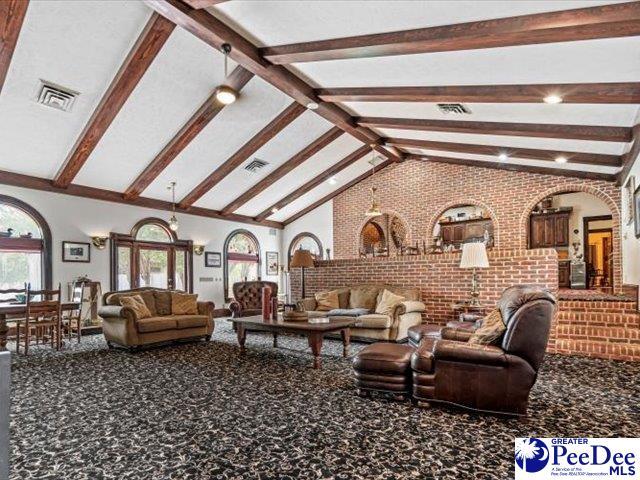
[459,242,489,269]
[290,249,315,268]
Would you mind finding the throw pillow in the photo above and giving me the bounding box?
[468,309,506,345]
[171,292,199,315]
[120,295,152,320]
[154,290,172,316]
[315,290,340,311]
[349,287,379,311]
[375,289,406,315]
[327,308,370,317]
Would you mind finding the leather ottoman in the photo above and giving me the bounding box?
[352,343,415,400]
[407,324,443,348]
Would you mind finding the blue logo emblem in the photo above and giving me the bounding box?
[515,438,550,473]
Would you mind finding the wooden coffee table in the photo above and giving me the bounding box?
[227,315,354,369]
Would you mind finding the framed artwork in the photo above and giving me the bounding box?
[205,251,221,268]
[62,241,90,263]
[266,251,279,275]
[624,175,636,226]
[635,185,640,239]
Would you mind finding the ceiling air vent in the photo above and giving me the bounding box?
[437,103,471,115]
[244,158,269,173]
[35,80,79,112]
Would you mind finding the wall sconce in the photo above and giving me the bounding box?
[193,245,205,256]
[91,236,108,250]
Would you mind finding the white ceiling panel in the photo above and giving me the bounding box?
[235,134,364,217]
[144,77,292,202]
[269,156,375,223]
[403,148,619,174]
[343,102,640,127]
[75,27,230,191]
[194,110,332,210]
[213,1,625,47]
[296,37,640,88]
[377,129,629,155]
[0,0,150,178]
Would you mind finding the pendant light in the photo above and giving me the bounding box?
[215,44,237,105]
[168,181,179,232]
[364,145,382,217]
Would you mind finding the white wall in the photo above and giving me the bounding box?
[282,201,333,267]
[621,156,640,286]
[551,192,612,259]
[0,185,281,307]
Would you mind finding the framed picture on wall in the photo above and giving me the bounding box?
[624,175,636,226]
[634,185,640,238]
[205,251,221,268]
[62,241,90,263]
[266,251,279,275]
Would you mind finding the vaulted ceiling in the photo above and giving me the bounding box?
[0,0,639,229]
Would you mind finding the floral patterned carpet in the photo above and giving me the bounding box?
[8,322,640,480]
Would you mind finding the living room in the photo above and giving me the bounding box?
[0,1,639,479]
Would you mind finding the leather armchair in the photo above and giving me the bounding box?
[411,285,556,415]
[229,281,278,318]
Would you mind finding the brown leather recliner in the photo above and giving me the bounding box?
[229,281,278,318]
[411,285,556,416]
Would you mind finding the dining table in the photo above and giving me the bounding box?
[0,302,81,351]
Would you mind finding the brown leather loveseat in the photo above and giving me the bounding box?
[412,285,556,415]
[99,288,214,349]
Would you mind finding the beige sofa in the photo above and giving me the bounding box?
[298,285,426,342]
[99,288,214,350]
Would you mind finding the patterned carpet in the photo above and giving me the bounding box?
[9,322,640,480]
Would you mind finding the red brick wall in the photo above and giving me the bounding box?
[291,248,558,324]
[332,160,622,292]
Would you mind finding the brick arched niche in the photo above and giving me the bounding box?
[425,199,500,249]
[518,184,622,293]
[355,209,412,254]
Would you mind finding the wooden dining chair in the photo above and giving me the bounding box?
[16,284,62,355]
[62,281,83,343]
[0,284,27,345]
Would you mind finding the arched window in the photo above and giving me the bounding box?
[0,195,52,293]
[110,218,192,292]
[288,232,323,266]
[224,229,260,300]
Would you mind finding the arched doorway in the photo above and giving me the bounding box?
[431,203,494,253]
[524,189,620,293]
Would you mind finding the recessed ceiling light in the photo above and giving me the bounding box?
[306,102,319,110]
[543,94,563,104]
[271,207,279,213]
[498,153,509,162]
[327,176,337,185]
[555,156,568,164]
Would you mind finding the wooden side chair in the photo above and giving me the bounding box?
[16,284,62,355]
[0,284,27,344]
[62,281,83,343]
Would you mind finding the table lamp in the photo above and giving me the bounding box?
[290,249,314,299]
[459,242,489,307]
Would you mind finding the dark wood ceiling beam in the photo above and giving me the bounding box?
[405,153,616,182]
[53,13,175,188]
[283,159,395,226]
[142,0,403,161]
[617,124,640,186]
[317,83,640,104]
[358,116,633,143]
[262,2,640,64]
[220,126,344,214]
[255,145,370,221]
[124,66,254,200]
[0,170,283,229]
[178,102,305,209]
[386,137,622,167]
[0,0,29,95]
